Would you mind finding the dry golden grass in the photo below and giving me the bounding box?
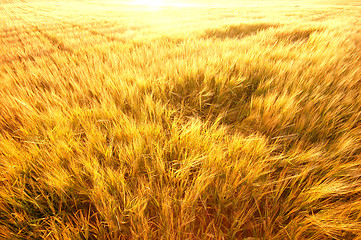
[1,0,361,239]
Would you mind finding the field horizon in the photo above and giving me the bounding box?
[1,0,361,239]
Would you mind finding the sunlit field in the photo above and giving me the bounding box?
[1,0,361,239]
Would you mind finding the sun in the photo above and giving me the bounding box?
[133,0,165,7]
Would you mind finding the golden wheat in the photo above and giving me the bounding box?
[1,0,361,239]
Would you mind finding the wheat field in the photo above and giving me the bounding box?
[1,0,361,239]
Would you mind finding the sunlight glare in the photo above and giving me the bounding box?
[133,0,165,7]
